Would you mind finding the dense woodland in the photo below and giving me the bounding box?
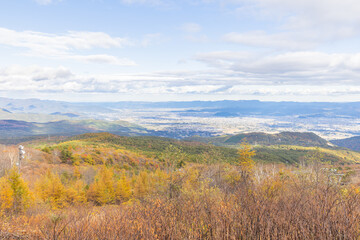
[0,133,360,239]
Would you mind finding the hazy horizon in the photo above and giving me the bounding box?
[1,95,360,104]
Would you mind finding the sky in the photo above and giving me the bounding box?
[0,0,360,102]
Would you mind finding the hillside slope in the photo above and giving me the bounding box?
[254,145,360,164]
[0,108,76,122]
[187,131,330,147]
[28,132,360,167]
[331,136,360,152]
[0,119,148,138]
[63,132,239,164]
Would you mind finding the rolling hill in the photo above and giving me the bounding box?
[0,119,148,140]
[28,132,239,167]
[0,97,115,114]
[28,132,360,166]
[0,107,76,122]
[254,145,360,165]
[331,136,360,152]
[187,131,331,147]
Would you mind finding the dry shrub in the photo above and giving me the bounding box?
[1,164,360,239]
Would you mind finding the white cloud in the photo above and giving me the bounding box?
[0,28,134,66]
[0,64,359,103]
[219,0,360,50]
[226,85,360,98]
[0,28,128,53]
[180,23,208,42]
[219,0,360,24]
[181,23,202,33]
[195,51,360,84]
[250,0,360,24]
[1,65,360,99]
[223,31,317,50]
[70,55,136,66]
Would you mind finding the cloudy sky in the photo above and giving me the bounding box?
[0,0,360,102]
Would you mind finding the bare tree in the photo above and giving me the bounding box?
[0,145,16,176]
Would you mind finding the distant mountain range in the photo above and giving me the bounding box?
[0,119,148,139]
[0,97,114,115]
[331,136,360,152]
[0,107,77,123]
[1,97,360,118]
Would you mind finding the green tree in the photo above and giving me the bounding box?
[60,147,73,163]
[161,144,186,173]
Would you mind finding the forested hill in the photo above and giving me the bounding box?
[0,119,148,139]
[66,132,239,163]
[187,131,330,147]
[331,136,360,152]
[29,132,360,166]
[28,132,239,166]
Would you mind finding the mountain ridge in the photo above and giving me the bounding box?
[187,131,331,148]
[0,119,148,139]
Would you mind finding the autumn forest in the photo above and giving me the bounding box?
[0,133,359,239]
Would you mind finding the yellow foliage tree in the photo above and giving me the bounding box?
[238,139,256,180]
[73,166,81,180]
[7,169,32,212]
[36,171,69,209]
[182,167,200,194]
[0,177,13,212]
[87,166,115,205]
[133,171,151,199]
[152,168,169,194]
[115,172,132,202]
[67,179,87,204]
